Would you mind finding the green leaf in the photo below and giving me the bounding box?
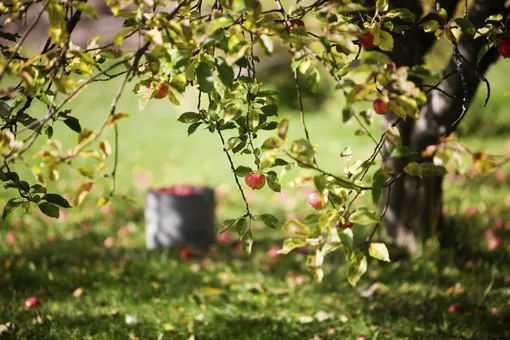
[144,52,160,74]
[196,62,214,93]
[259,214,280,229]
[266,171,281,193]
[42,193,71,208]
[452,18,476,35]
[5,180,30,192]
[277,119,289,140]
[241,230,253,255]
[305,69,321,93]
[371,169,385,204]
[437,8,448,20]
[274,158,289,166]
[187,122,202,135]
[44,125,53,138]
[259,34,274,55]
[234,166,252,177]
[72,1,98,19]
[374,30,394,51]
[420,20,440,33]
[97,197,109,208]
[114,28,131,47]
[388,100,407,120]
[218,219,236,234]
[261,137,282,150]
[63,117,82,133]
[369,242,391,262]
[350,208,379,225]
[232,0,247,12]
[261,104,278,116]
[170,74,187,93]
[178,112,201,123]
[4,171,19,181]
[385,8,415,22]
[78,166,95,179]
[404,162,422,177]
[0,31,20,42]
[348,249,367,287]
[167,89,180,105]
[340,146,353,162]
[420,163,447,176]
[376,0,388,12]
[216,58,234,86]
[31,184,47,194]
[279,238,307,255]
[390,146,415,158]
[38,202,60,219]
[46,1,68,45]
[339,228,354,257]
[2,198,22,220]
[342,106,354,123]
[404,162,446,178]
[477,41,496,64]
[235,217,249,237]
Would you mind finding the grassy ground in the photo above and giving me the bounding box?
[1,59,510,339]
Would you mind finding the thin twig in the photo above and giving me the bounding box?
[285,151,369,191]
[217,122,252,218]
[366,178,394,243]
[293,69,319,166]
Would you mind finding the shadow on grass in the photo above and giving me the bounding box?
[1,208,509,339]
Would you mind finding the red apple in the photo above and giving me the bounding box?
[104,236,115,248]
[6,231,16,244]
[217,231,231,244]
[495,218,505,230]
[466,206,478,216]
[173,185,193,196]
[267,247,281,259]
[498,39,510,58]
[297,247,309,254]
[359,32,375,49]
[24,297,39,309]
[308,191,327,210]
[235,241,243,254]
[373,98,390,115]
[487,237,500,251]
[154,83,169,99]
[289,19,305,28]
[447,303,463,313]
[484,229,495,239]
[245,173,266,190]
[179,248,195,260]
[504,275,510,285]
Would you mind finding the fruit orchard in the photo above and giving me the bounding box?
[0,0,509,286]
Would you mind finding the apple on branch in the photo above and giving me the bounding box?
[245,172,266,190]
[308,191,327,210]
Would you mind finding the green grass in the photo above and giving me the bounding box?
[1,59,510,339]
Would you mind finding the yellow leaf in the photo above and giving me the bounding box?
[106,112,129,126]
[99,140,112,157]
[73,182,94,207]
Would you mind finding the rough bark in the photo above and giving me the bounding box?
[382,0,506,255]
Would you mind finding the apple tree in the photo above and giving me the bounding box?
[0,0,509,285]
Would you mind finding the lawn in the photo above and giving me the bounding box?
[0,58,510,339]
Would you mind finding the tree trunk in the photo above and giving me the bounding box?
[382,0,506,255]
